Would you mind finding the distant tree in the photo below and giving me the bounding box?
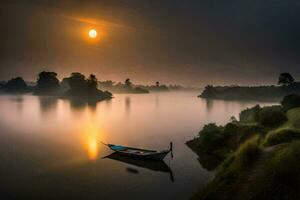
[125,78,132,89]
[36,71,59,93]
[6,77,27,92]
[156,81,160,87]
[0,81,6,89]
[99,80,115,88]
[278,73,295,86]
[87,74,98,89]
[68,72,86,90]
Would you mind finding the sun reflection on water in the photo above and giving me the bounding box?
[78,107,105,161]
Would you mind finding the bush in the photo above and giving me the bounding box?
[239,105,261,123]
[198,123,224,152]
[281,94,300,111]
[258,106,287,127]
[265,128,300,146]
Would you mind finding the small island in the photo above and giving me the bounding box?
[200,73,300,101]
[0,71,113,102]
[187,94,300,200]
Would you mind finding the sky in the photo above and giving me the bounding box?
[0,0,300,86]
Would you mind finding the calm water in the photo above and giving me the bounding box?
[0,92,274,200]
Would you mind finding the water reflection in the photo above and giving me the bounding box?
[76,107,104,160]
[69,99,97,111]
[205,99,213,113]
[39,96,57,115]
[125,96,131,114]
[104,152,174,182]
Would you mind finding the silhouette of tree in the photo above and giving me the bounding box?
[87,74,98,89]
[99,80,115,88]
[68,72,86,90]
[156,81,160,87]
[278,73,295,86]
[6,77,27,92]
[125,78,132,89]
[36,71,59,94]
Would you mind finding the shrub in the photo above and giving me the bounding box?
[265,128,300,146]
[198,123,224,152]
[281,94,300,111]
[239,105,261,123]
[258,105,287,127]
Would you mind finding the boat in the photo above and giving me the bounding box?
[104,142,173,160]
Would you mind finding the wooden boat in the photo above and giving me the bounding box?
[105,142,173,160]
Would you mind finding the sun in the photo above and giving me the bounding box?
[88,29,97,38]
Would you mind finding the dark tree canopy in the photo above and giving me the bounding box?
[278,73,295,86]
[87,74,98,89]
[156,81,160,87]
[99,80,115,88]
[68,72,87,90]
[6,77,27,92]
[125,78,132,89]
[36,71,59,94]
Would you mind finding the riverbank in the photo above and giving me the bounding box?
[187,94,300,200]
[199,83,300,101]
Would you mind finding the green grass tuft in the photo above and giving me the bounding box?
[265,128,300,146]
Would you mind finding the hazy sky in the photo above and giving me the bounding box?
[1,0,300,86]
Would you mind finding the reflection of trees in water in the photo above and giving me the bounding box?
[10,95,24,113]
[155,95,160,108]
[38,96,58,114]
[125,96,131,114]
[69,99,97,111]
[205,99,214,113]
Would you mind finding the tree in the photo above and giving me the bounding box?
[125,78,132,89]
[278,73,295,86]
[6,77,27,92]
[87,74,98,89]
[99,80,115,88]
[68,72,86,90]
[156,81,160,87]
[36,71,59,93]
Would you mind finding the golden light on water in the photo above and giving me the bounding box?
[87,138,99,160]
[89,29,97,38]
[77,108,104,161]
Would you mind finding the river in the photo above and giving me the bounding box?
[0,92,274,199]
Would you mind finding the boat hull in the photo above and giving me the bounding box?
[115,150,169,160]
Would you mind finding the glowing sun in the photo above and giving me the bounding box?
[88,29,97,38]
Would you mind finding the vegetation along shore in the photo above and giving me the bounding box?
[187,93,300,200]
[200,73,300,101]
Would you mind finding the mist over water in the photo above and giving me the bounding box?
[0,92,274,200]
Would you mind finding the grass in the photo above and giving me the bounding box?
[265,128,300,146]
[191,136,262,200]
[264,107,300,146]
[249,141,300,200]
[277,107,300,129]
